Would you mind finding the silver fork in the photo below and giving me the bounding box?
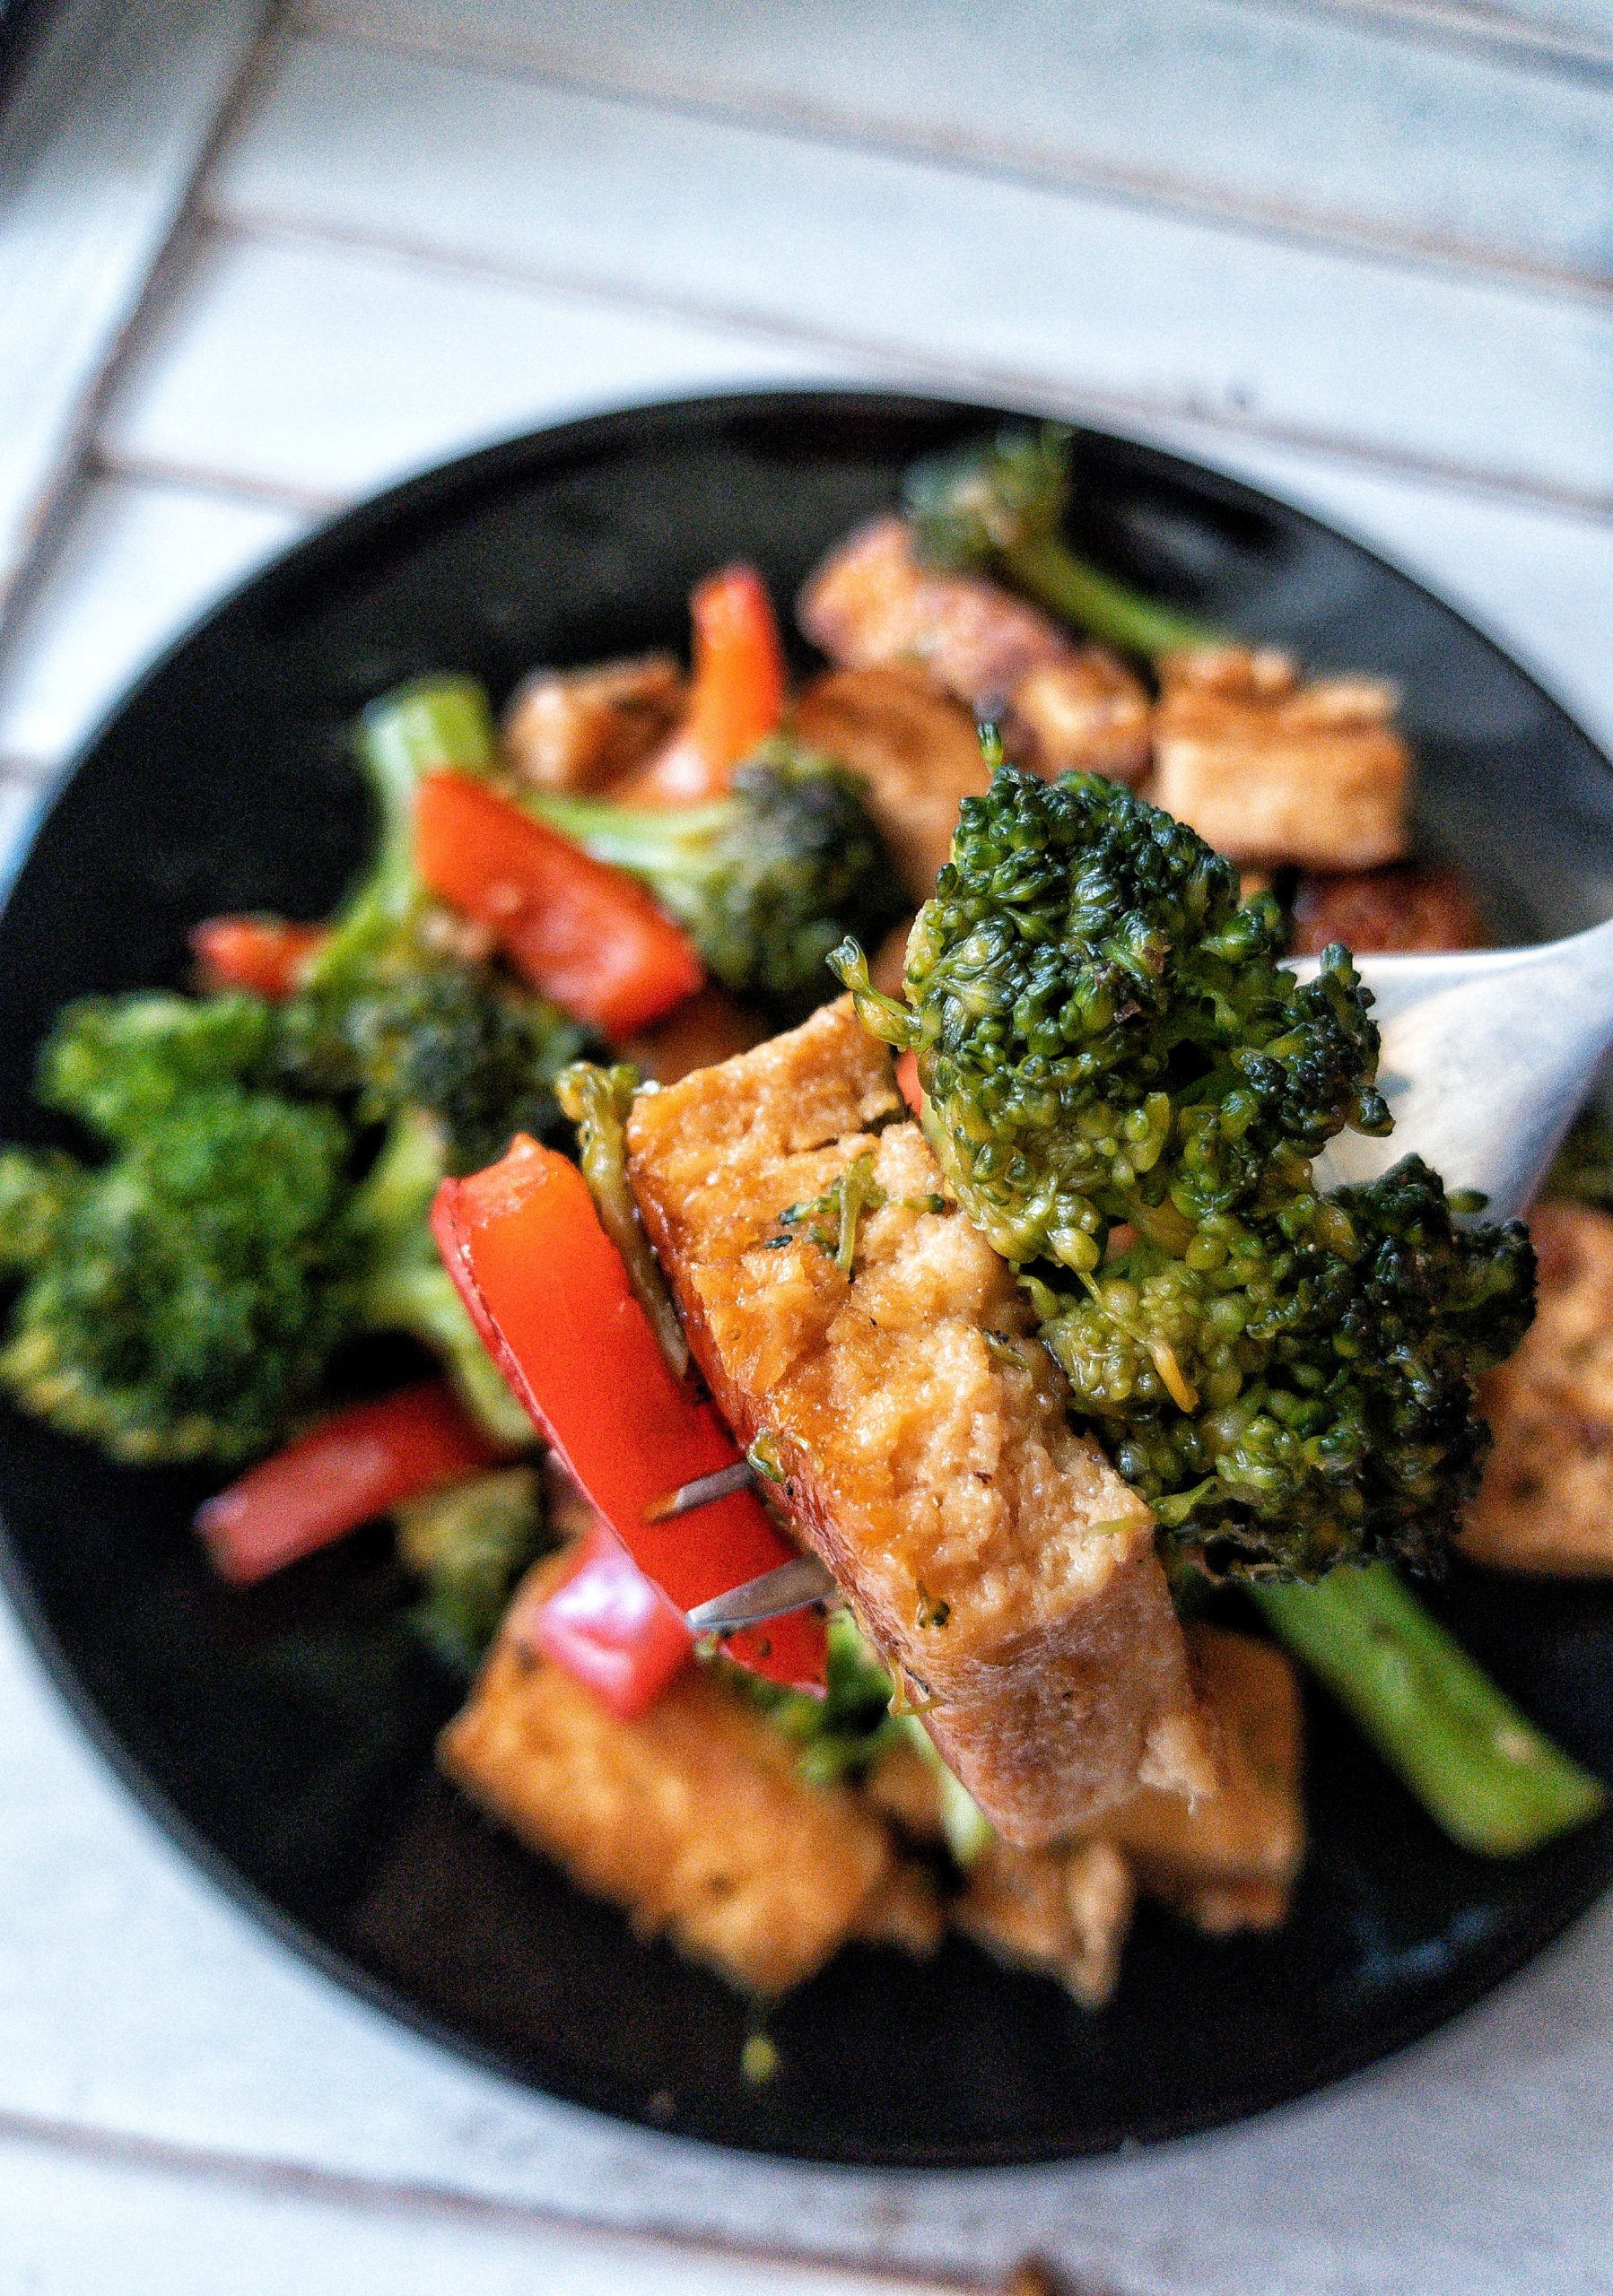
[686,917,1613,1635]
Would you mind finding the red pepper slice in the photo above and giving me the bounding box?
[894,1047,922,1116]
[191,915,330,999]
[196,1380,505,1585]
[432,1134,825,1692]
[506,1517,695,1719]
[414,770,704,1038]
[623,565,788,805]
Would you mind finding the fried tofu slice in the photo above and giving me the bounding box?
[1150,647,1410,870]
[1103,1624,1304,1922]
[797,517,1149,781]
[793,665,990,902]
[1289,862,1486,956]
[625,998,1209,1848]
[1462,1199,1613,1574]
[503,653,684,793]
[440,1564,899,1996]
[955,1836,1135,2009]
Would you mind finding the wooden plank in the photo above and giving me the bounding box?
[0,0,268,614]
[99,230,877,506]
[0,1585,1607,2295]
[301,0,1613,290]
[200,35,1613,508]
[0,2122,963,2296]
[0,476,303,773]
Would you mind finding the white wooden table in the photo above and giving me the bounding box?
[1,6,1611,2288]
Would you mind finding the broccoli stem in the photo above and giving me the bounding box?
[323,677,502,962]
[529,791,719,891]
[555,1061,690,1379]
[1255,1564,1607,1857]
[1003,532,1221,660]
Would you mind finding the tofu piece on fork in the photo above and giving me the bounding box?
[624,998,1211,1848]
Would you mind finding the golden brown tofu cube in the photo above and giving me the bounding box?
[955,1836,1135,2009]
[852,1858,946,1956]
[793,665,990,903]
[503,653,684,793]
[1151,647,1410,869]
[625,998,1209,1848]
[1011,655,1151,784]
[1462,1200,1613,1574]
[797,518,1148,784]
[1289,862,1486,957]
[1105,1623,1304,1904]
[623,984,771,1086]
[440,1569,896,1996]
[1180,1877,1292,1935]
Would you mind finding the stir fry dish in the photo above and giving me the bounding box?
[2,427,1608,2020]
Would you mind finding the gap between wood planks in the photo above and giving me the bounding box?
[288,0,1613,300]
[0,2107,995,2295]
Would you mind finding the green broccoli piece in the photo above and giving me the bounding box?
[345,1108,535,1452]
[40,990,278,1141]
[840,765,1388,1274]
[833,763,1531,1583]
[0,1083,355,1465]
[728,1612,991,1865]
[279,675,594,1171]
[1544,1108,1613,1210]
[395,1463,550,1670]
[532,737,902,1015]
[902,423,1223,658]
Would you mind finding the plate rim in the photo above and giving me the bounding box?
[1,382,1609,2170]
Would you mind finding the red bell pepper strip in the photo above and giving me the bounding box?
[191,914,330,999]
[196,1380,506,1585]
[432,1134,825,1692]
[506,1516,696,1720]
[414,770,704,1038]
[894,1048,922,1116]
[623,565,788,805]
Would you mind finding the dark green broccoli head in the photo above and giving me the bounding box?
[0,1083,355,1465]
[902,423,1070,574]
[900,424,1222,657]
[396,1463,550,1670]
[279,937,592,1173]
[841,765,1388,1271]
[40,991,277,1143]
[836,763,1533,1584]
[1036,1156,1534,1578]
[535,738,903,1015]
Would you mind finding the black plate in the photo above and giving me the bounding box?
[1,390,1610,2167]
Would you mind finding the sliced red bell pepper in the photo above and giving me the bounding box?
[414,769,703,1038]
[894,1048,922,1116]
[432,1134,825,1693]
[196,1379,505,1585]
[506,1516,695,1720]
[623,565,787,805]
[191,914,330,999]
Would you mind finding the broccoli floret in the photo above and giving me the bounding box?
[345,1108,536,1451]
[534,738,902,1015]
[902,422,1222,658]
[279,675,593,1170]
[0,1149,83,1272]
[395,1463,550,1670]
[0,1083,355,1465]
[41,990,278,1141]
[840,766,1388,1272]
[728,1612,990,1863]
[833,764,1533,1582]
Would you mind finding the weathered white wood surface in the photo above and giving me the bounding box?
[202,34,1613,507]
[3,1,1613,2288]
[0,0,268,613]
[302,0,1613,289]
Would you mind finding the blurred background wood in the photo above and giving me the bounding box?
[0,4,1609,2289]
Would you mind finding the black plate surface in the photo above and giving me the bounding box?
[1,391,1610,2167]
